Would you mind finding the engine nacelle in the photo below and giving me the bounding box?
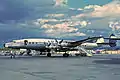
[81,43,98,49]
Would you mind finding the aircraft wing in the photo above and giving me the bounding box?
[69,37,102,47]
[97,43,115,45]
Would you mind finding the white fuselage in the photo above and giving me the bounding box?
[4,38,72,50]
[4,38,101,50]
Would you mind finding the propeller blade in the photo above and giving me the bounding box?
[48,43,51,47]
[44,42,51,47]
[44,42,47,46]
[55,39,58,43]
[59,39,63,44]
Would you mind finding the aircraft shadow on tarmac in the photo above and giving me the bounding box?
[0,55,85,60]
[94,58,120,64]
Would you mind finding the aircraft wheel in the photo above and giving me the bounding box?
[10,54,15,59]
[75,54,80,56]
[47,53,51,57]
[80,53,87,57]
[63,53,69,57]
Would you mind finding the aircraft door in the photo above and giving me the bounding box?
[24,40,28,45]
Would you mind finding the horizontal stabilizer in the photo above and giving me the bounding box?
[104,38,120,40]
[70,37,103,47]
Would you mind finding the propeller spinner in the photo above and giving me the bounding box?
[54,39,64,49]
[55,39,63,44]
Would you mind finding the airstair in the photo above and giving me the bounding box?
[78,47,93,57]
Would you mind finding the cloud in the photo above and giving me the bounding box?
[90,2,120,18]
[45,13,65,18]
[109,21,120,30]
[0,0,66,23]
[73,0,120,18]
[35,18,59,24]
[31,8,93,37]
[68,0,120,34]
[1,0,116,41]
[54,0,68,7]
[41,23,78,33]
[33,17,90,37]
[66,32,86,37]
[45,29,86,38]
[83,5,101,10]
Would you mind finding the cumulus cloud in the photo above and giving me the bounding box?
[54,0,68,7]
[0,0,65,23]
[73,0,120,18]
[90,3,120,17]
[83,5,101,10]
[34,17,91,26]
[66,32,86,37]
[33,17,90,37]
[45,29,86,38]
[41,23,78,32]
[45,13,65,18]
[35,19,59,24]
[68,0,120,35]
[109,21,120,30]
[32,9,93,37]
[2,0,116,40]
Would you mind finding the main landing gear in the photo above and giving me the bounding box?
[26,49,32,56]
[47,53,51,57]
[46,49,51,57]
[10,54,15,59]
[46,49,70,57]
[63,53,69,57]
[80,53,87,57]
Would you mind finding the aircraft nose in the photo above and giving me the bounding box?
[3,43,8,48]
[3,43,5,47]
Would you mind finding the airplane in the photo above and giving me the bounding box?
[4,34,120,57]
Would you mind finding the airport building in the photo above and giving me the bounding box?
[100,50,120,54]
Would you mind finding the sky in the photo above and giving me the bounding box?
[1,0,120,46]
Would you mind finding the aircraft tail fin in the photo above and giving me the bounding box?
[109,34,117,47]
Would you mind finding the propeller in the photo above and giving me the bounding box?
[59,39,63,44]
[55,39,63,44]
[44,41,51,48]
[54,39,64,49]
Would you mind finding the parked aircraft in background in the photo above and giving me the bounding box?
[4,34,120,57]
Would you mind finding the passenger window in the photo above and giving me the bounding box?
[32,42,34,44]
